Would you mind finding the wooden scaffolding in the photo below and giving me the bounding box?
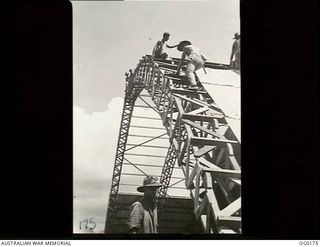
[105,55,241,234]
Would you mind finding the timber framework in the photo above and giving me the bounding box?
[105,55,241,234]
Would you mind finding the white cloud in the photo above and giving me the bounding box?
[73,95,189,233]
[73,97,123,233]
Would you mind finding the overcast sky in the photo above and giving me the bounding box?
[73,0,240,233]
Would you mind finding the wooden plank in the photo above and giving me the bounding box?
[215,147,225,165]
[201,215,208,232]
[173,97,185,115]
[194,162,202,211]
[195,196,208,219]
[154,61,178,70]
[217,216,241,229]
[220,197,241,217]
[193,145,216,158]
[182,119,225,139]
[165,71,189,83]
[184,124,194,139]
[220,228,237,234]
[206,190,220,232]
[182,113,226,123]
[203,169,213,189]
[203,167,241,179]
[170,88,209,97]
[177,141,187,166]
[215,177,233,204]
[229,178,241,185]
[173,94,220,111]
[186,165,196,189]
[188,106,209,115]
[190,136,238,146]
[199,157,240,185]
[227,155,241,171]
[206,190,220,215]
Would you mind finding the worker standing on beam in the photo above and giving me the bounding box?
[174,41,207,89]
[230,32,241,69]
[127,175,163,233]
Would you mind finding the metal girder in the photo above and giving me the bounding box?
[104,66,144,233]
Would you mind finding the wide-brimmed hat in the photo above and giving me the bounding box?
[233,32,240,39]
[177,40,192,51]
[137,175,162,193]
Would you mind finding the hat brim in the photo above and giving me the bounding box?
[137,184,162,193]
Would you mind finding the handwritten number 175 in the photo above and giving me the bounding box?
[79,218,96,229]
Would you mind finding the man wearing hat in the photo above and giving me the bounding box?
[127,175,162,233]
[230,32,241,69]
[152,32,171,60]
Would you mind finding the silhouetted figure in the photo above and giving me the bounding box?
[230,32,240,69]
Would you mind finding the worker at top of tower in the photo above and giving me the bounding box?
[230,32,240,69]
[173,40,207,89]
[127,175,162,234]
[152,32,174,60]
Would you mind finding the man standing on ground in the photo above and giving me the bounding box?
[127,175,162,233]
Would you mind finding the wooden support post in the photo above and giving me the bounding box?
[217,216,241,230]
[206,189,221,233]
[186,140,191,180]
[195,195,208,219]
[213,119,219,130]
[186,164,197,190]
[216,147,225,165]
[190,136,238,146]
[194,161,202,212]
[177,140,187,166]
[220,197,241,217]
[205,205,211,233]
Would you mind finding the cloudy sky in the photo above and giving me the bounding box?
[73,0,240,233]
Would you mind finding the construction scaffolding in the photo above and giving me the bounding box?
[105,55,241,234]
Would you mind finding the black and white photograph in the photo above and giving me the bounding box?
[73,0,241,234]
[10,0,320,241]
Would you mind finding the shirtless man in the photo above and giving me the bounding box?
[152,32,171,60]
